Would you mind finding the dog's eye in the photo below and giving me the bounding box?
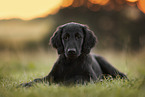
[63,34,69,40]
[75,33,82,40]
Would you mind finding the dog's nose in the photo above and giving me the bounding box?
[67,48,76,55]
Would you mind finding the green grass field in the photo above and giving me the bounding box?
[0,49,145,97]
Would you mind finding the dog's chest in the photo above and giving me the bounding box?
[61,61,90,78]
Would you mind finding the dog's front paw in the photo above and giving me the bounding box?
[19,82,33,87]
[119,73,128,80]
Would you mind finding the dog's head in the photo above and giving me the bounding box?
[50,22,97,59]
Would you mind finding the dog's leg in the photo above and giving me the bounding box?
[19,62,62,87]
[94,55,128,79]
[19,75,51,87]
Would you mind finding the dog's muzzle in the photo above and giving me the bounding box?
[66,48,78,58]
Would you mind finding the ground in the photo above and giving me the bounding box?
[0,49,145,97]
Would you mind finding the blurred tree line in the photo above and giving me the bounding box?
[42,6,145,51]
[0,0,145,52]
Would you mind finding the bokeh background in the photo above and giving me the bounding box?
[0,0,145,97]
[0,0,145,80]
[0,0,145,52]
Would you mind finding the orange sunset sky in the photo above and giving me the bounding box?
[0,0,145,20]
[0,0,62,20]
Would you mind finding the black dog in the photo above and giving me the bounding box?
[20,22,127,87]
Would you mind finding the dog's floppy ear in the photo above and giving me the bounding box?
[50,26,64,54]
[82,25,97,54]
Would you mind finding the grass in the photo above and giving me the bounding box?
[0,49,145,97]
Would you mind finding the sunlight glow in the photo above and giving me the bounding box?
[89,0,110,5]
[0,0,145,20]
[61,0,74,8]
[0,0,62,20]
[137,0,145,14]
[126,0,138,2]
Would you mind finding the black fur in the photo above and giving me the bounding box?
[51,26,64,54]
[20,22,127,87]
[82,25,97,54]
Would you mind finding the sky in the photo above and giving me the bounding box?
[0,0,62,20]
